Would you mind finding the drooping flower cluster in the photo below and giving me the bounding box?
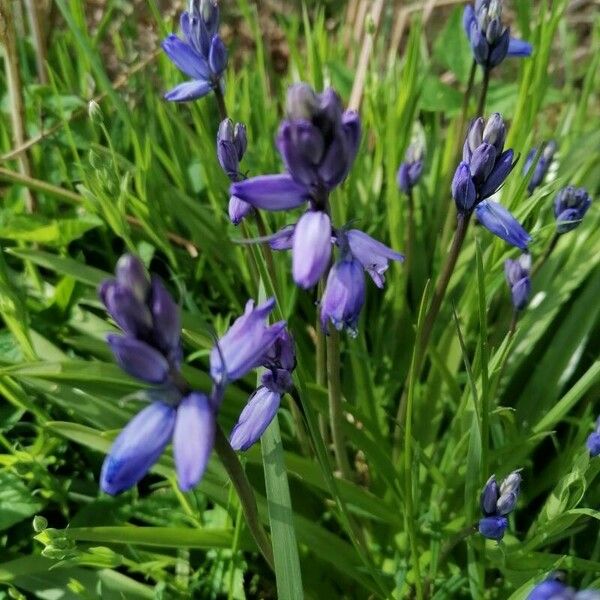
[229,83,403,334]
[524,141,557,194]
[231,329,296,451]
[553,186,592,235]
[99,255,288,494]
[216,118,254,225]
[528,575,600,600]
[162,0,227,102]
[504,253,531,311]
[463,0,532,70]
[478,470,521,540]
[586,417,600,458]
[397,143,424,195]
[452,114,531,250]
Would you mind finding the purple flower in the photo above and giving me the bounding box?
[217,118,247,181]
[99,255,182,383]
[268,224,296,250]
[587,417,600,458]
[553,186,592,234]
[210,298,286,384]
[228,195,253,225]
[478,470,521,540]
[101,393,215,494]
[475,200,531,251]
[346,229,404,288]
[527,579,574,600]
[320,257,366,336]
[504,253,531,310]
[463,1,532,70]
[452,162,477,213]
[524,141,557,194]
[292,211,332,288]
[262,329,296,372]
[397,143,424,194]
[162,2,227,102]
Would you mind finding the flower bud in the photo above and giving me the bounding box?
[482,113,506,154]
[452,162,477,213]
[286,83,318,120]
[480,475,500,516]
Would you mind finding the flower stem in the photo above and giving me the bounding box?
[214,426,275,570]
[532,232,559,277]
[316,299,330,443]
[326,329,352,480]
[460,60,478,131]
[476,67,490,118]
[213,84,228,121]
[405,188,416,303]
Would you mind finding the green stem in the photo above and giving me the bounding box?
[316,278,330,443]
[532,232,559,277]
[213,84,228,121]
[476,67,490,118]
[405,188,416,303]
[214,426,275,570]
[326,329,352,479]
[460,60,478,131]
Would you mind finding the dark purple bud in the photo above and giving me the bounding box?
[162,34,211,80]
[107,334,170,384]
[482,113,506,155]
[346,229,404,288]
[480,475,500,516]
[587,432,600,458]
[268,224,295,250]
[317,129,352,189]
[504,254,531,311]
[478,149,516,199]
[469,143,497,185]
[217,125,239,180]
[164,80,213,102]
[452,162,477,213]
[100,401,176,495]
[230,174,309,211]
[342,111,361,169]
[488,27,510,68]
[469,22,490,66]
[507,37,533,57]
[233,123,247,160]
[101,281,153,338]
[208,35,227,76]
[173,392,215,490]
[485,17,502,44]
[286,83,318,120]
[292,211,332,288]
[397,143,424,194]
[230,386,281,451]
[478,516,508,540]
[209,298,286,383]
[115,254,150,303]
[397,163,412,194]
[149,277,181,358]
[315,88,344,137]
[554,186,592,234]
[261,368,293,394]
[228,195,253,225]
[527,580,573,600]
[463,118,484,163]
[320,257,366,337]
[475,200,531,251]
[262,329,296,372]
[276,119,323,187]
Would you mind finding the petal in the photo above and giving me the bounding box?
[469,143,497,185]
[511,278,530,311]
[230,387,281,451]
[317,130,351,189]
[488,28,510,68]
[268,224,295,250]
[149,277,181,358]
[452,162,477,213]
[228,195,253,225]
[276,119,323,187]
[164,80,213,102]
[507,37,533,57]
[462,5,476,37]
[230,174,309,211]
[586,432,600,458]
[162,35,210,80]
[475,200,531,251]
[292,211,332,288]
[107,335,169,384]
[469,23,489,66]
[478,516,508,540]
[173,392,215,490]
[102,281,153,338]
[100,402,175,495]
[342,110,361,169]
[208,35,227,76]
[528,581,571,600]
[397,163,411,194]
[115,254,149,303]
[478,149,516,199]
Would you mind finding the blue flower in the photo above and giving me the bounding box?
[504,253,531,310]
[525,575,600,600]
[478,471,521,540]
[553,186,592,234]
[524,141,557,194]
[162,1,227,102]
[463,1,532,70]
[475,200,531,251]
[292,210,333,289]
[397,143,424,194]
[586,417,600,458]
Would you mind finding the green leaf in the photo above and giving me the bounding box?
[433,6,473,83]
[0,471,44,531]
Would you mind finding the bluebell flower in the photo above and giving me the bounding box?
[320,256,366,336]
[553,186,592,234]
[397,143,424,194]
[476,201,531,251]
[527,575,600,600]
[586,417,600,458]
[162,1,227,102]
[504,253,531,310]
[478,471,521,540]
[210,298,286,385]
[524,141,557,194]
[452,115,530,250]
[230,83,360,288]
[463,1,532,70]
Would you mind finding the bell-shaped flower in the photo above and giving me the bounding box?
[478,470,522,541]
[475,200,531,251]
[504,253,531,311]
[292,211,332,289]
[586,417,600,458]
[524,141,557,194]
[553,186,592,234]
[397,142,424,194]
[478,515,508,541]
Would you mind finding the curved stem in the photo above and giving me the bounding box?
[326,329,352,479]
[476,68,490,118]
[214,426,274,570]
